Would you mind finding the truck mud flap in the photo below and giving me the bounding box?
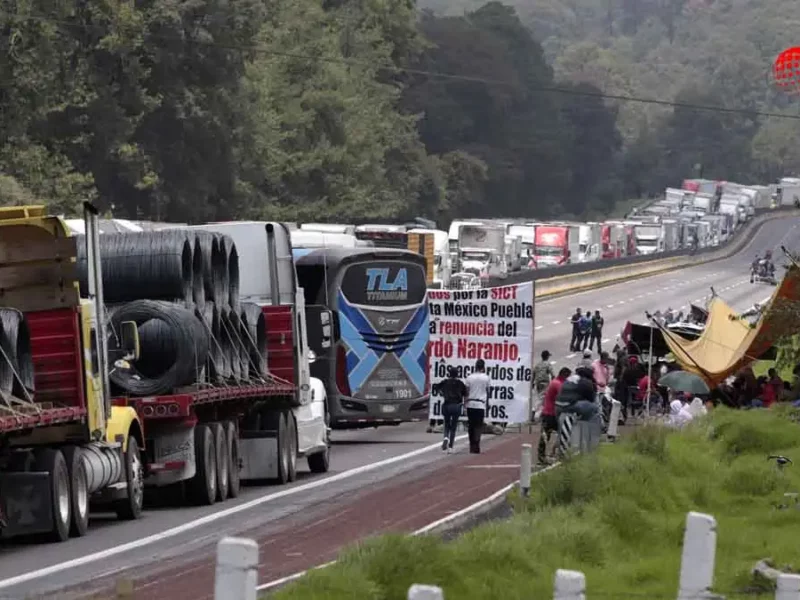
[0,472,53,538]
[239,430,279,481]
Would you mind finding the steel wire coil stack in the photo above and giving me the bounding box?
[226,243,241,315]
[240,303,267,377]
[197,302,224,381]
[216,236,231,310]
[220,307,242,382]
[109,301,209,396]
[0,309,35,398]
[76,231,196,305]
[194,231,226,305]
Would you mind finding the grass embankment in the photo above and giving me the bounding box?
[273,409,800,599]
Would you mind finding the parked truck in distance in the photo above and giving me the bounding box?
[633,223,663,254]
[457,222,507,280]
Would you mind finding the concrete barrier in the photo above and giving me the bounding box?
[525,208,800,298]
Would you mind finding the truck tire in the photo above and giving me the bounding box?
[285,411,298,483]
[225,420,241,498]
[62,446,90,537]
[212,423,229,502]
[189,424,217,505]
[115,436,144,520]
[33,448,71,542]
[308,407,331,474]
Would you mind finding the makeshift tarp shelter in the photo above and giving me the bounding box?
[662,263,800,384]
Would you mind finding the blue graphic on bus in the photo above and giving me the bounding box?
[337,290,428,395]
[365,267,408,292]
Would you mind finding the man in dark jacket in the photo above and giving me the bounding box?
[569,308,582,352]
[438,366,467,453]
[555,366,601,423]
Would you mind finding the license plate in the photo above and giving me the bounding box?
[380,404,398,414]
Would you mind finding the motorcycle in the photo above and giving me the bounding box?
[750,259,777,285]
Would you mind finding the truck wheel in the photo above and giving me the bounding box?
[272,410,290,485]
[62,446,89,537]
[284,411,298,483]
[225,420,241,498]
[189,424,217,505]
[33,448,71,542]
[212,423,229,502]
[115,436,144,520]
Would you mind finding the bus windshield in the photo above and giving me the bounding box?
[337,260,429,406]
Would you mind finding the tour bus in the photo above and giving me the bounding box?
[293,247,430,428]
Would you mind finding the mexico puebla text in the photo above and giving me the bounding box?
[432,301,533,319]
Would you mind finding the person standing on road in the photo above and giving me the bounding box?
[538,367,570,464]
[589,310,604,352]
[570,308,582,352]
[439,366,467,454]
[578,311,592,350]
[465,359,491,454]
[532,350,555,420]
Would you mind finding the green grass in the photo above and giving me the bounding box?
[271,408,800,600]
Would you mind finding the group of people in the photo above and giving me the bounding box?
[437,360,492,455]
[533,348,611,464]
[569,308,605,353]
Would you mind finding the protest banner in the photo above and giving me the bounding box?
[427,282,535,424]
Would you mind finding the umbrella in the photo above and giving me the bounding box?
[658,370,710,395]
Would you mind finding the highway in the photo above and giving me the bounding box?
[0,217,797,598]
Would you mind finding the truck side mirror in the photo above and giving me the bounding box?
[120,321,140,360]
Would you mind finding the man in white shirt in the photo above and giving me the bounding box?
[465,359,491,454]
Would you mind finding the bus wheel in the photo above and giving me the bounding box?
[115,436,144,520]
[189,424,217,505]
[284,411,298,483]
[62,446,89,537]
[225,420,241,498]
[34,448,71,542]
[212,423,229,502]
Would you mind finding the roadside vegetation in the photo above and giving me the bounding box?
[272,408,800,599]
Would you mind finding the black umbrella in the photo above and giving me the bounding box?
[658,370,710,395]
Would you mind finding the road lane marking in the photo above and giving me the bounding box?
[535,325,543,330]
[0,433,471,590]
[607,304,614,308]
[552,320,560,325]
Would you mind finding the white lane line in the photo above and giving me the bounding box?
[0,434,470,590]
[535,325,543,330]
[566,353,576,359]
[606,304,614,308]
[602,338,610,343]
[552,320,560,325]
[618,300,625,304]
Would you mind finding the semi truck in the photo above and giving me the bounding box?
[532,224,580,267]
[577,223,601,262]
[0,204,145,541]
[457,223,507,279]
[408,228,451,289]
[352,225,436,286]
[632,223,663,255]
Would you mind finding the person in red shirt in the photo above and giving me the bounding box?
[538,367,570,464]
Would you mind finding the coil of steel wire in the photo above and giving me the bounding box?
[109,300,209,396]
[193,231,226,305]
[187,234,206,310]
[216,235,231,308]
[0,308,35,397]
[226,241,241,314]
[196,302,224,381]
[216,305,233,379]
[230,312,250,381]
[76,231,196,305]
[240,302,267,377]
[0,314,14,394]
[220,307,242,381]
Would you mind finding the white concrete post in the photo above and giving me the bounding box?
[677,512,717,600]
[607,399,621,440]
[520,443,532,496]
[553,569,586,600]
[776,573,800,600]
[214,537,259,600]
[408,584,444,600]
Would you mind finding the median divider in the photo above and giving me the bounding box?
[529,208,800,298]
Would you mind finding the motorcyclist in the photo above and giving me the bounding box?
[555,365,601,423]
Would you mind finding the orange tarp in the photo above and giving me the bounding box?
[664,263,800,385]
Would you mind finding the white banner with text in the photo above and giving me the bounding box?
[427,282,535,424]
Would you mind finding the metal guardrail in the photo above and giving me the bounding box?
[488,206,793,288]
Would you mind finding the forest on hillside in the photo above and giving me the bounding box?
[0,0,798,224]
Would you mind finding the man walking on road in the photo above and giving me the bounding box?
[538,367,570,464]
[570,308,582,352]
[439,366,467,453]
[589,310,604,352]
[465,359,491,454]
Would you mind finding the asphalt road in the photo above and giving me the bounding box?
[0,217,797,598]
